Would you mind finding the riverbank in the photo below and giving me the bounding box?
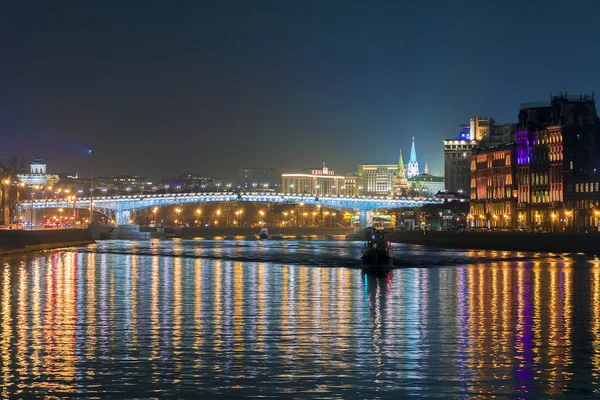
[0,229,95,255]
[180,226,353,239]
[347,230,600,254]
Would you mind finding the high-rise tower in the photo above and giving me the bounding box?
[407,136,419,178]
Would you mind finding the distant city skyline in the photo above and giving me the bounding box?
[2,1,599,180]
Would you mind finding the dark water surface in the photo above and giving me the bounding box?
[1,239,599,398]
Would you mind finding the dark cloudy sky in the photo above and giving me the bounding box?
[1,0,599,180]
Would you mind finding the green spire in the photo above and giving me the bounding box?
[397,148,405,175]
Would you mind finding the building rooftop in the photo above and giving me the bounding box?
[474,143,516,154]
[408,173,444,183]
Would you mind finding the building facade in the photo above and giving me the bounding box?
[444,117,516,196]
[469,144,517,228]
[344,173,360,196]
[444,139,479,194]
[17,158,60,187]
[356,164,398,194]
[282,165,345,196]
[96,175,154,193]
[237,168,280,190]
[516,93,599,231]
[408,174,445,197]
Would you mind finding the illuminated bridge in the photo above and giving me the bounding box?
[20,192,442,227]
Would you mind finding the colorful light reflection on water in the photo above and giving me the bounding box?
[0,240,599,397]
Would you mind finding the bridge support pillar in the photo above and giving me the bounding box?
[115,210,131,225]
[358,210,374,228]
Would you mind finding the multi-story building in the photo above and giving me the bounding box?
[470,116,494,141]
[282,165,345,196]
[161,173,218,192]
[344,173,360,196]
[491,123,517,145]
[408,173,445,197]
[469,144,517,228]
[444,138,479,194]
[237,168,280,190]
[356,164,398,194]
[516,93,599,231]
[17,158,60,187]
[96,175,155,193]
[445,118,516,195]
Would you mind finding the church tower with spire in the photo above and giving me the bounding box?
[407,136,420,178]
[392,148,409,195]
[424,161,429,175]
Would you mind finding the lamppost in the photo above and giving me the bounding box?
[153,207,158,225]
[259,210,265,226]
[175,208,182,225]
[30,188,36,230]
[2,179,10,226]
[44,185,52,228]
[87,149,94,224]
[235,211,239,226]
[216,209,221,226]
[15,182,25,224]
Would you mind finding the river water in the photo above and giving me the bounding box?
[1,239,599,398]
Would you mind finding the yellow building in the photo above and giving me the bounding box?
[282,165,345,196]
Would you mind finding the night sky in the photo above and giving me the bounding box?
[2,1,599,181]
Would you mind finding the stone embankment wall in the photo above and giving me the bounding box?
[180,226,353,238]
[0,229,94,255]
[347,230,600,254]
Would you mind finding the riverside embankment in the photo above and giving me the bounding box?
[0,229,95,255]
[347,230,600,254]
[180,226,353,239]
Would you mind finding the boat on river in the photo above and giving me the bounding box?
[361,230,393,273]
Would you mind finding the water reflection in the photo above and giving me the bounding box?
[0,243,598,397]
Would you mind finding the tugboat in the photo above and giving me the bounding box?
[259,227,269,240]
[361,230,393,273]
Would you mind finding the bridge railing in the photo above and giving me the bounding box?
[19,192,443,211]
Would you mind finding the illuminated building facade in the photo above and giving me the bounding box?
[237,168,280,190]
[516,93,599,231]
[356,164,398,194]
[96,175,154,193]
[408,173,444,197]
[469,144,517,228]
[282,165,345,196]
[344,173,360,196]
[444,139,479,194]
[17,158,60,187]
[445,118,516,196]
